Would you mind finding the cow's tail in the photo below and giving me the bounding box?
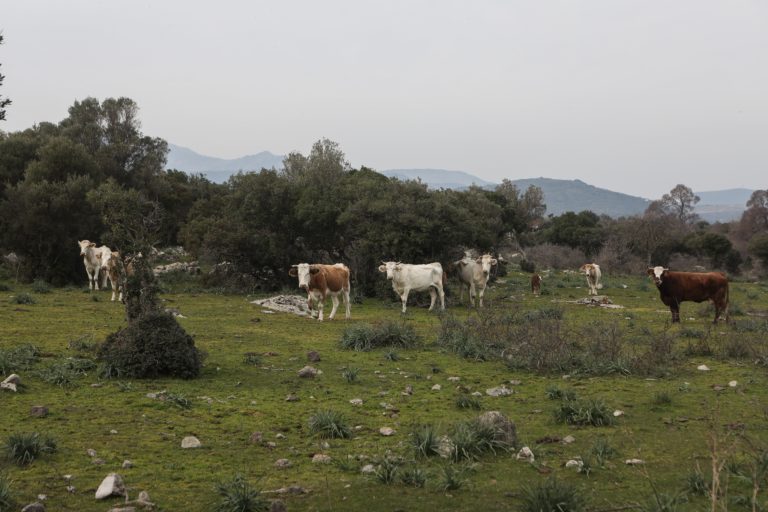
[724,280,730,324]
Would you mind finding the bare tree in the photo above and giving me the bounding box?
[659,184,700,224]
[0,34,11,121]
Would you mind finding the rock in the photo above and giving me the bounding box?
[137,490,152,504]
[625,458,645,465]
[307,351,321,362]
[21,503,46,512]
[106,508,136,512]
[249,432,264,444]
[361,464,376,474]
[436,436,454,459]
[565,459,583,469]
[110,429,118,434]
[274,458,292,468]
[30,406,48,418]
[516,446,535,462]
[403,385,413,395]
[2,373,20,385]
[509,380,522,385]
[181,436,201,448]
[431,384,441,391]
[486,386,513,397]
[275,433,286,440]
[477,411,517,446]
[349,398,363,406]
[471,391,483,396]
[265,442,277,449]
[312,453,332,464]
[728,380,738,387]
[0,382,16,392]
[447,376,460,382]
[697,364,710,371]
[122,460,133,469]
[86,448,97,457]
[613,410,625,417]
[379,427,395,436]
[298,366,319,379]
[562,435,576,444]
[270,500,287,512]
[285,393,300,402]
[95,473,125,499]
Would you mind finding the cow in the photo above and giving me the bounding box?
[102,250,125,302]
[646,266,729,324]
[531,273,542,296]
[579,263,602,295]
[288,263,351,322]
[453,254,497,308]
[378,261,445,314]
[78,240,105,290]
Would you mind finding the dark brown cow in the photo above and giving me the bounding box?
[646,266,729,324]
[531,273,542,296]
[289,263,351,321]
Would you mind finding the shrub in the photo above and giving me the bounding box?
[0,472,16,511]
[375,458,400,484]
[449,419,512,462]
[35,358,96,388]
[10,293,35,305]
[98,311,203,379]
[308,410,351,439]
[400,466,427,487]
[342,367,359,383]
[545,385,577,401]
[684,467,709,496]
[554,399,615,427]
[31,280,51,294]
[437,464,470,491]
[213,474,269,512]
[242,352,261,366]
[521,477,587,512]
[411,424,441,459]
[455,394,481,410]
[4,432,57,466]
[67,334,97,352]
[165,392,192,409]
[651,391,672,406]
[340,321,419,351]
[0,344,39,375]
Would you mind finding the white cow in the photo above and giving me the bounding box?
[378,261,445,314]
[579,263,602,295]
[453,253,498,308]
[78,240,104,290]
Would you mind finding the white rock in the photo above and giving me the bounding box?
[0,382,17,392]
[298,365,319,378]
[565,459,583,469]
[122,460,133,469]
[274,458,292,468]
[471,391,483,397]
[312,454,331,464]
[110,429,118,434]
[447,376,460,382]
[697,365,710,371]
[728,380,738,388]
[625,458,645,465]
[613,410,625,417]
[86,448,97,457]
[431,384,441,391]
[95,473,125,499]
[516,446,535,462]
[349,398,363,406]
[361,464,376,474]
[181,436,201,448]
[2,373,20,385]
[486,386,513,397]
[379,427,395,436]
[562,435,576,444]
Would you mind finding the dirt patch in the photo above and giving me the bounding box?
[251,295,311,317]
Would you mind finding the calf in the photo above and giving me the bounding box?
[647,266,729,324]
[289,263,351,321]
[579,263,602,295]
[531,273,542,296]
[102,250,125,302]
[454,254,498,307]
[78,240,103,290]
[379,261,445,313]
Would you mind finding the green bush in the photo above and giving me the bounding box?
[375,458,400,485]
[455,394,482,410]
[554,399,615,427]
[10,293,35,305]
[4,432,57,466]
[521,477,586,512]
[340,321,419,351]
[0,344,39,375]
[35,358,96,388]
[31,280,51,293]
[98,312,203,379]
[448,419,512,462]
[399,466,427,487]
[213,474,269,512]
[437,464,470,491]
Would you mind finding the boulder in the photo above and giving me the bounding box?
[274,458,292,468]
[477,411,517,446]
[516,446,535,462]
[379,427,395,436]
[307,351,321,362]
[486,386,513,397]
[30,406,48,418]
[297,366,319,379]
[181,436,201,448]
[21,504,46,512]
[2,373,20,385]
[95,473,125,500]
[312,454,331,464]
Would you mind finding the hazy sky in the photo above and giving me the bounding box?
[2,1,766,198]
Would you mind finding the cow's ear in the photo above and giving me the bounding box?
[310,267,320,275]
[458,261,467,267]
[646,268,654,276]
[89,242,96,247]
[378,265,387,273]
[490,258,497,266]
[288,267,297,277]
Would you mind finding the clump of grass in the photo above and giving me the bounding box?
[165,392,192,409]
[0,344,39,374]
[67,334,96,352]
[342,367,359,383]
[242,352,261,366]
[213,473,269,512]
[591,437,617,466]
[4,432,57,466]
[449,420,511,462]
[521,477,586,512]
[437,464,470,491]
[545,385,577,401]
[640,490,687,512]
[375,458,400,484]
[652,391,672,406]
[384,350,400,361]
[684,466,709,496]
[523,306,564,321]
[308,410,351,439]
[577,455,593,476]
[10,293,35,305]
[340,321,419,351]
[411,424,441,458]
[554,399,615,427]
[0,283,11,292]
[116,381,133,392]
[31,280,51,294]
[400,466,427,487]
[0,472,16,510]
[91,294,100,302]
[455,394,481,410]
[35,358,96,388]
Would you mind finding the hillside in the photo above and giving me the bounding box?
[379,168,496,189]
[166,143,283,182]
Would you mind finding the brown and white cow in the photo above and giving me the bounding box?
[102,250,125,302]
[289,263,351,321]
[531,273,542,296]
[647,266,729,324]
[579,263,602,295]
[379,261,445,313]
[78,240,104,290]
[453,254,497,308]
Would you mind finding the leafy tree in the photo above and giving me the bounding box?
[0,34,10,121]
[542,211,606,258]
[740,189,768,235]
[683,231,733,269]
[748,233,768,271]
[659,184,700,224]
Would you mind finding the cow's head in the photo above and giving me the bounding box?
[99,248,113,271]
[646,266,668,286]
[289,263,316,290]
[476,254,498,277]
[378,261,401,280]
[579,263,594,275]
[78,240,95,256]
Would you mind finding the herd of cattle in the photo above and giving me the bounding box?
[79,241,731,324]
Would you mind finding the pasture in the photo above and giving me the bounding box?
[1,270,767,511]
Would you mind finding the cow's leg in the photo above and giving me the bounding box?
[438,285,445,310]
[400,288,410,314]
[329,293,340,320]
[429,288,437,310]
[670,302,680,323]
[343,289,351,319]
[110,275,117,301]
[469,282,477,308]
[478,285,485,308]
[316,291,325,322]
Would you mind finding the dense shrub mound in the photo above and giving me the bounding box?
[99,311,203,379]
[340,321,419,351]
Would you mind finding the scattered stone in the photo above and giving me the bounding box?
[21,503,45,512]
[312,454,332,464]
[477,411,517,446]
[307,351,321,362]
[137,491,152,504]
[110,429,118,434]
[403,385,413,395]
[509,380,522,385]
[0,380,17,392]
[251,295,312,317]
[321,441,330,450]
[181,436,201,448]
[106,508,136,512]
[447,376,460,382]
[361,464,376,474]
[298,366,319,379]
[565,459,583,469]
[535,435,561,444]
[92,458,106,465]
[2,373,20,385]
[270,500,287,512]
[712,385,726,392]
[436,436,454,459]
[613,410,625,417]
[275,433,285,440]
[516,446,535,462]
[90,382,103,388]
[697,364,710,371]
[349,398,363,406]
[95,473,125,499]
[625,458,645,465]
[431,384,441,391]
[87,448,97,457]
[471,391,483,396]
[30,406,48,418]
[728,380,738,388]
[562,435,576,444]
[379,427,395,436]
[275,458,292,468]
[122,460,133,469]
[285,393,300,402]
[250,432,264,444]
[66,485,75,493]
[486,386,513,397]
[265,442,277,449]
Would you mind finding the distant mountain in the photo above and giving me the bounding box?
[167,143,284,182]
[692,188,753,223]
[379,168,496,189]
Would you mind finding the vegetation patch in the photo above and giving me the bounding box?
[4,432,57,466]
[340,321,419,351]
[554,398,615,427]
[308,409,352,439]
[213,474,269,512]
[521,477,586,512]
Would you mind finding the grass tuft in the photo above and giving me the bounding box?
[0,344,39,375]
[521,477,586,512]
[4,432,57,466]
[340,321,419,351]
[591,437,617,466]
[308,410,351,439]
[342,367,360,383]
[0,472,16,510]
[10,293,35,305]
[242,352,261,366]
[31,280,51,294]
[455,394,482,410]
[399,466,427,487]
[554,398,615,427]
[411,424,441,459]
[437,464,470,491]
[213,473,269,512]
[374,458,400,485]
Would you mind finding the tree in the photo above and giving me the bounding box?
[659,184,700,224]
[748,233,768,271]
[740,189,768,235]
[0,34,10,121]
[542,211,606,257]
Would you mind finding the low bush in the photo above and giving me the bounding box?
[340,321,419,351]
[375,458,400,485]
[10,293,35,305]
[545,385,577,401]
[242,352,261,366]
[521,477,586,512]
[35,358,96,388]
[455,394,482,410]
[399,466,427,487]
[308,410,351,439]
[342,367,360,383]
[554,398,615,427]
[31,280,51,294]
[213,474,269,512]
[411,424,441,459]
[4,432,57,466]
[0,344,39,375]
[437,464,470,491]
[448,419,512,462]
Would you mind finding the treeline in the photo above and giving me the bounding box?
[1,97,766,289]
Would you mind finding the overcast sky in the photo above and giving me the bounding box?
[2,0,766,198]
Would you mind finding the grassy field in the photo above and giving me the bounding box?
[1,270,767,511]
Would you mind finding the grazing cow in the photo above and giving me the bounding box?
[289,263,351,321]
[102,250,125,302]
[453,254,498,308]
[647,266,729,324]
[78,240,104,290]
[579,263,602,295]
[378,261,445,314]
[531,273,542,296]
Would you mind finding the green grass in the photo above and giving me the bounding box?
[0,274,767,510]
